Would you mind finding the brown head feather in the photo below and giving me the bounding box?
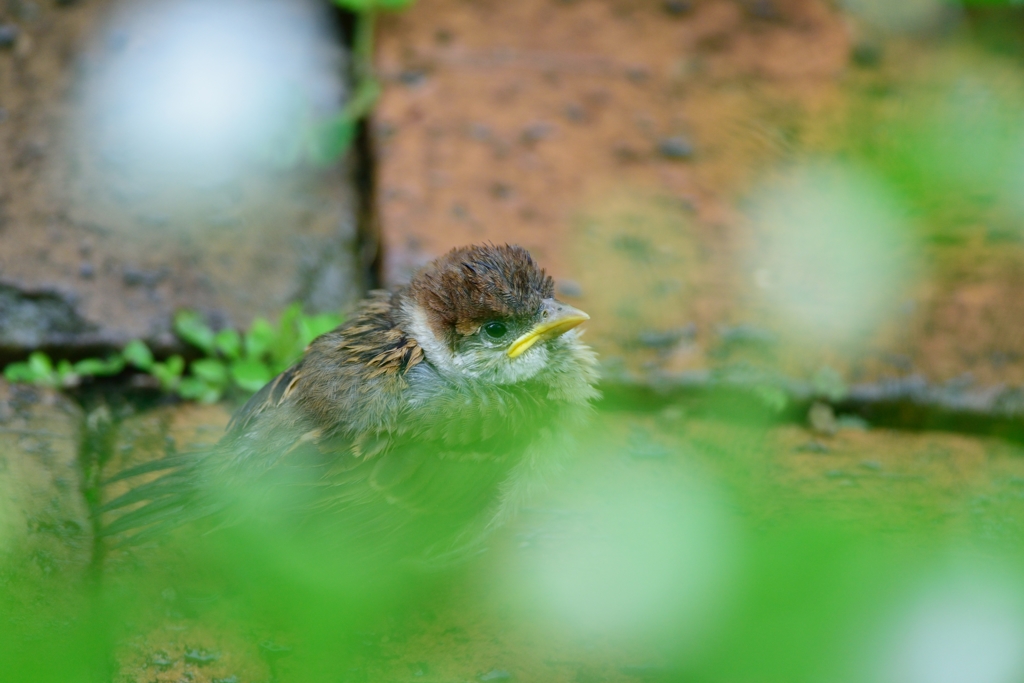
[407,244,555,345]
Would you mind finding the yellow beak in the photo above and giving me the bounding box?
[507,299,590,359]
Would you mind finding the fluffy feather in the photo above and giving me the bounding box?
[104,244,598,565]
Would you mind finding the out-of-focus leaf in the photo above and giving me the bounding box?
[152,355,185,391]
[270,304,304,368]
[74,356,126,377]
[177,377,221,403]
[231,359,274,393]
[2,361,36,383]
[122,340,155,370]
[191,359,229,387]
[215,329,242,360]
[164,355,185,378]
[174,311,216,354]
[245,318,276,360]
[55,360,80,388]
[28,352,54,379]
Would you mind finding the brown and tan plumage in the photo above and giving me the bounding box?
[104,244,598,567]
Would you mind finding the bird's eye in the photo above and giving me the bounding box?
[482,321,509,340]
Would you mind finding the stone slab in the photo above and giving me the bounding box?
[371,0,1024,391]
[0,379,89,576]
[371,0,849,377]
[0,0,368,359]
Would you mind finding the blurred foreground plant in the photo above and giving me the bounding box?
[1,304,343,403]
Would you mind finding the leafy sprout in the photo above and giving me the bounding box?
[168,303,344,403]
[1,304,344,403]
[2,351,125,390]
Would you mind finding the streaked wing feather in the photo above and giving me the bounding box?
[227,364,303,435]
[101,454,195,486]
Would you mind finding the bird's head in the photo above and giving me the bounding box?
[404,244,590,385]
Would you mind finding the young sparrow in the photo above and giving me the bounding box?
[106,244,598,569]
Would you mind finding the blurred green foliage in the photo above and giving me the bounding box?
[303,0,414,163]
[1,304,343,402]
[8,415,1024,683]
[828,53,1024,247]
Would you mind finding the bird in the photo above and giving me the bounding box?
[103,244,599,573]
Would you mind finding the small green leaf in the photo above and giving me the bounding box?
[279,302,302,326]
[230,359,273,393]
[198,387,223,404]
[174,311,216,354]
[28,352,54,379]
[177,377,204,399]
[151,355,185,391]
[244,318,275,360]
[215,328,242,360]
[3,362,31,383]
[165,355,185,377]
[177,377,221,403]
[74,356,126,377]
[122,340,155,370]
[270,304,304,368]
[55,360,80,388]
[190,359,229,387]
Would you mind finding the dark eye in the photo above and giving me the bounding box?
[482,321,509,340]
